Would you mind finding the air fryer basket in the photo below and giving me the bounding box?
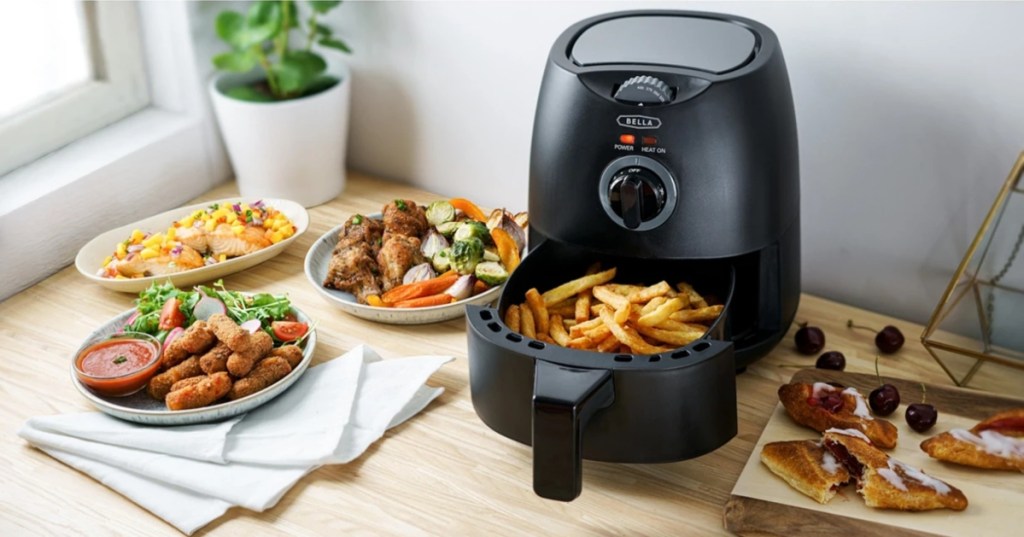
[466,240,738,501]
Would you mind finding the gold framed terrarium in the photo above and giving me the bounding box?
[922,151,1024,386]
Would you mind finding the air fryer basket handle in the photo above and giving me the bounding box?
[532,360,614,501]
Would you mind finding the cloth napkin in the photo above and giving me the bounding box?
[18,345,453,534]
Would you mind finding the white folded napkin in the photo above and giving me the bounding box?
[18,345,452,534]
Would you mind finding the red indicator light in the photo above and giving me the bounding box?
[619,134,636,144]
[642,136,658,145]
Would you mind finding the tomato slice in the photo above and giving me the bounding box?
[271,321,308,342]
[158,298,185,330]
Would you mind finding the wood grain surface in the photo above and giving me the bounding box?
[726,369,1024,537]
[2,171,1022,536]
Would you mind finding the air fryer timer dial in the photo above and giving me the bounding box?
[598,156,678,231]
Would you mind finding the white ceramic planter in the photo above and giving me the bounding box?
[209,56,351,208]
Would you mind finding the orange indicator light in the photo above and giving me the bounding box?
[619,134,636,144]
[642,136,658,145]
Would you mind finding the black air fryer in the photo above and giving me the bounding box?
[466,10,800,501]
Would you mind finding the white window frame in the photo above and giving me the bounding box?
[0,1,230,301]
[0,2,150,175]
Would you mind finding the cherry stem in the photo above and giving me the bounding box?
[920,382,927,404]
[847,319,876,334]
[794,321,808,329]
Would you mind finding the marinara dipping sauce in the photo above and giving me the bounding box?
[74,333,162,397]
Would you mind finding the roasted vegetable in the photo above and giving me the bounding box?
[432,248,453,272]
[483,248,500,262]
[403,263,437,285]
[382,271,459,305]
[420,230,449,259]
[425,201,456,226]
[451,237,484,274]
[488,210,526,252]
[475,261,509,286]
[454,221,491,244]
[450,198,488,222]
[490,227,521,272]
[444,275,475,300]
[435,221,460,238]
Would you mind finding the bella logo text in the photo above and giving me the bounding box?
[616,115,661,129]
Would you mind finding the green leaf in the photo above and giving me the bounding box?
[303,75,339,96]
[312,22,332,37]
[272,51,328,94]
[225,85,276,102]
[215,11,246,48]
[212,51,256,72]
[309,1,341,14]
[283,0,298,28]
[235,1,282,48]
[318,37,351,54]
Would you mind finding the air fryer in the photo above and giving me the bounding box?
[466,10,800,501]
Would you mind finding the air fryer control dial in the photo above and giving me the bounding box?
[613,75,673,105]
[607,167,666,229]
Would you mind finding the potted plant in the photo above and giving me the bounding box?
[209,0,352,207]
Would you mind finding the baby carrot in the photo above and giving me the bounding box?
[393,293,456,308]
[382,271,458,305]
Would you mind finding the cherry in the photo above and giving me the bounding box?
[794,322,825,355]
[905,384,937,432]
[869,354,900,416]
[821,392,844,413]
[847,320,905,354]
[816,351,846,371]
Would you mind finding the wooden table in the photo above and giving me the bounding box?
[2,172,1021,536]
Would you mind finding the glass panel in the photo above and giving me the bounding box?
[0,1,92,119]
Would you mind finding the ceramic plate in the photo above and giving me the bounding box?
[75,197,309,293]
[304,219,502,324]
[69,307,316,426]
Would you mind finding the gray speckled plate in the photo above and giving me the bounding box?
[70,307,316,426]
[304,218,502,325]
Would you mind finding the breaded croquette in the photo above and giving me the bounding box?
[207,313,249,352]
[199,342,232,374]
[170,375,207,393]
[161,321,216,368]
[226,330,273,377]
[229,357,291,400]
[166,372,232,411]
[268,345,303,369]
[148,357,203,401]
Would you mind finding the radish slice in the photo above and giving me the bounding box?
[239,319,262,334]
[163,327,184,353]
[193,294,227,321]
[118,311,141,333]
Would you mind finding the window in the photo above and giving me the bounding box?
[0,1,149,175]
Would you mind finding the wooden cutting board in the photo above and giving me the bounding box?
[724,369,1024,536]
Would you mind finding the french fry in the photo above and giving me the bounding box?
[567,336,597,350]
[598,307,670,355]
[520,302,536,339]
[627,281,671,303]
[549,315,571,346]
[596,333,621,353]
[636,325,704,347]
[525,288,550,335]
[548,297,576,310]
[536,333,554,344]
[562,319,577,328]
[582,324,611,342]
[592,285,630,311]
[637,297,687,327]
[542,268,617,305]
[574,290,592,324]
[504,304,521,332]
[613,300,631,324]
[640,296,667,315]
[549,304,576,317]
[606,283,645,296]
[669,305,724,323]
[569,316,604,338]
[677,282,708,308]
[655,319,709,334]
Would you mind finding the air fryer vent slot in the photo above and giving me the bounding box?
[487,322,501,333]
[671,350,691,359]
[614,355,633,362]
[693,342,711,352]
[480,310,493,321]
[528,341,546,350]
[506,333,523,343]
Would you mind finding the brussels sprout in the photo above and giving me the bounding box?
[454,221,491,244]
[436,221,460,237]
[425,201,456,227]
[451,237,484,274]
[474,261,509,286]
[420,230,449,259]
[432,248,453,273]
[482,248,500,262]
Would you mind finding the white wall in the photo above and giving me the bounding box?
[193,1,1024,326]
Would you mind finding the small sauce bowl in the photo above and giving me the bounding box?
[74,332,162,397]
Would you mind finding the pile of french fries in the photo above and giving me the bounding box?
[503,267,724,355]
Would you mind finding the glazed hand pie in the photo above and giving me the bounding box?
[822,429,968,511]
[778,382,899,449]
[921,408,1024,472]
[760,439,851,504]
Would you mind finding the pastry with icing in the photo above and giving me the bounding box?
[822,429,968,511]
[921,408,1024,472]
[760,439,851,504]
[778,382,899,449]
